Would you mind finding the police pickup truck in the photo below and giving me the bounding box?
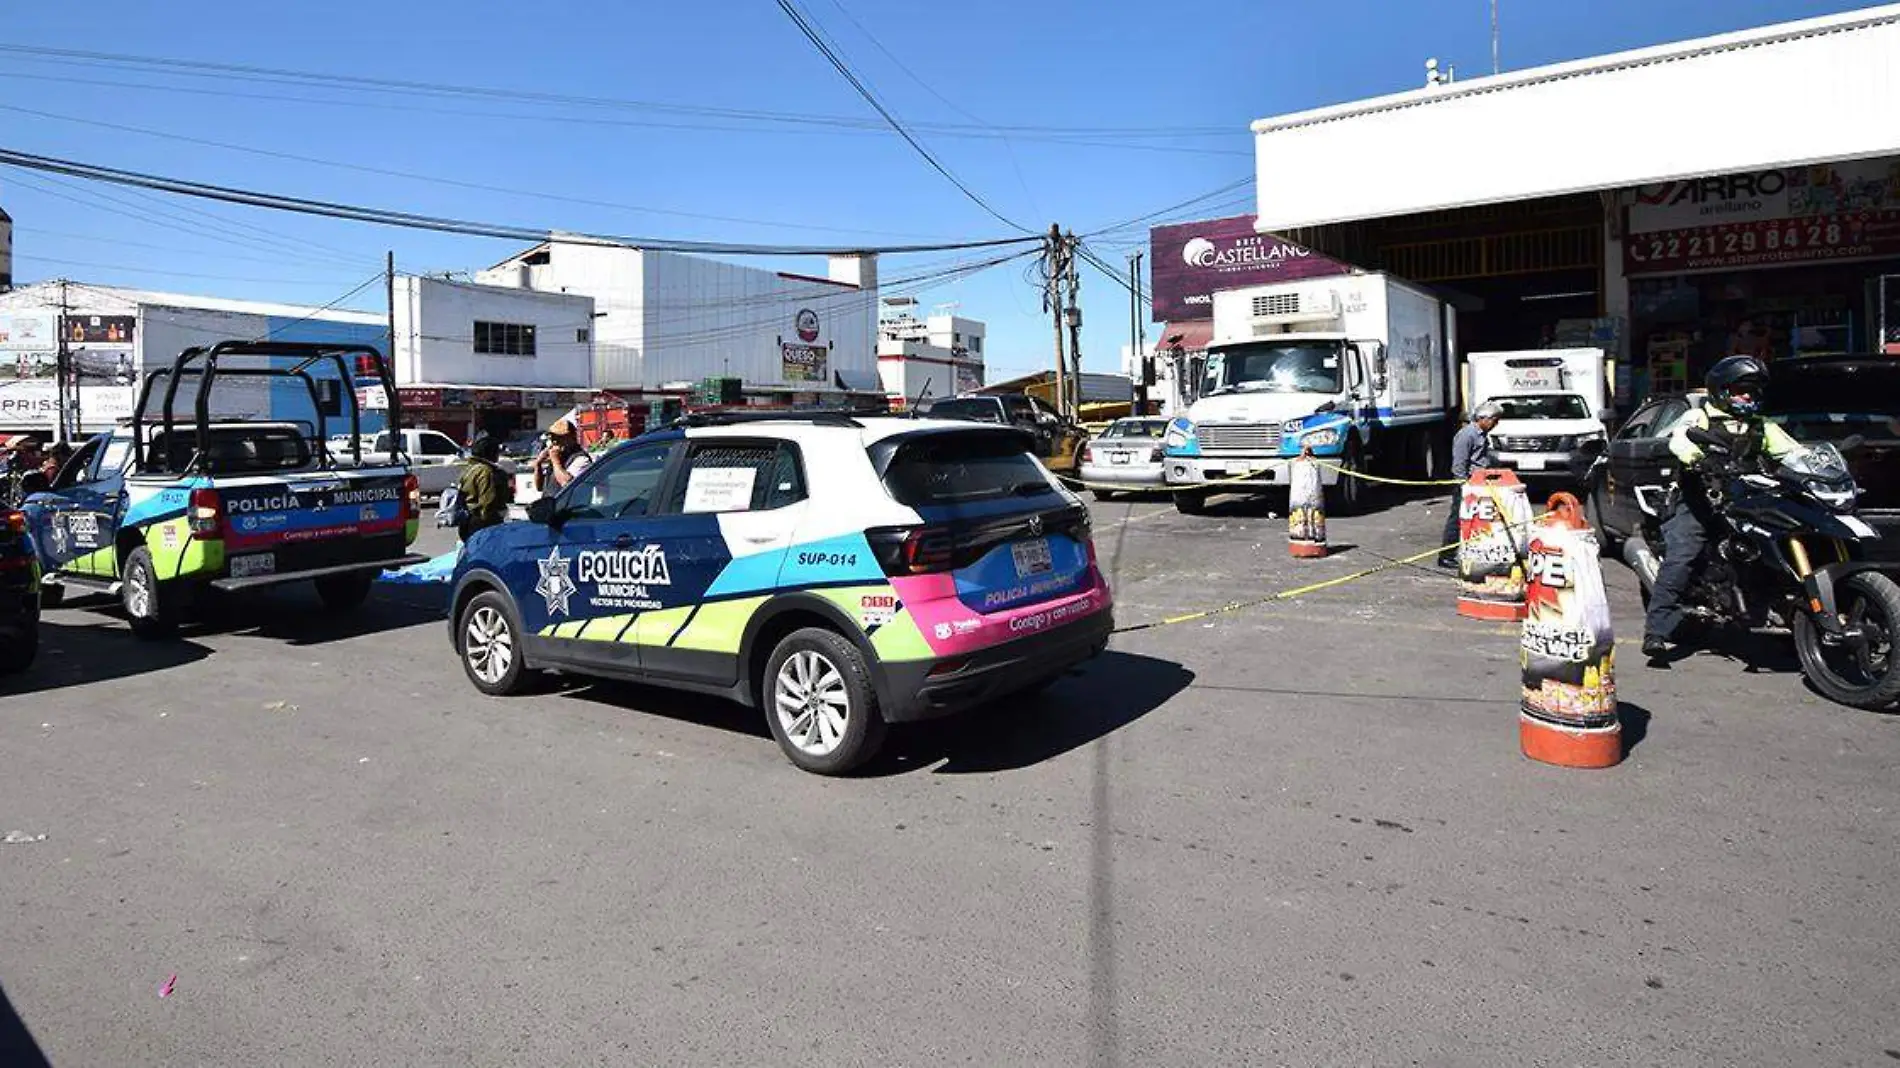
[25,341,426,637]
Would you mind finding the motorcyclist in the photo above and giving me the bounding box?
[1642,354,1800,658]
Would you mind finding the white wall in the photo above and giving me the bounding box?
[394,275,593,388]
[640,251,875,392]
[1251,4,1900,230]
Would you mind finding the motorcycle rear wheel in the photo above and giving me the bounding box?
[1793,570,1900,711]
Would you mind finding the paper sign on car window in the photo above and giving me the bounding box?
[684,466,757,513]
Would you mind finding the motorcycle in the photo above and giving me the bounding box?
[1579,426,1900,710]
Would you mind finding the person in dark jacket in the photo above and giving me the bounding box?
[1438,402,1502,568]
[456,432,512,542]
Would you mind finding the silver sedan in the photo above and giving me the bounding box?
[1077,417,1170,500]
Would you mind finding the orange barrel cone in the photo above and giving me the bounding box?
[1519,492,1621,768]
[1288,450,1328,559]
[1456,468,1532,621]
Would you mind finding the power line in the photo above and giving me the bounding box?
[0,145,1043,256]
[771,0,1029,233]
[0,44,1240,140]
[12,254,384,287]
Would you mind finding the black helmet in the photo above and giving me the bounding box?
[467,431,500,463]
[1706,354,1769,416]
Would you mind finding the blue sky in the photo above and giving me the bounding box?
[0,0,1870,378]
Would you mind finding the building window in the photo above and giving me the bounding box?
[953,332,962,344]
[474,321,536,356]
[971,336,983,353]
[576,328,590,344]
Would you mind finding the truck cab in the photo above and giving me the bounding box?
[1464,349,1610,481]
[1164,273,1454,514]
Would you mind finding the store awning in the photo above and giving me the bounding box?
[1156,321,1214,353]
[1249,4,1900,231]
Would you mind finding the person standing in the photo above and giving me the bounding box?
[456,432,512,543]
[1438,402,1502,568]
[534,418,592,494]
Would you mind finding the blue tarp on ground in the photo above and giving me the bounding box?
[379,548,459,585]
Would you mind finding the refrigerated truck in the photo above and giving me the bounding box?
[1162,271,1455,513]
[1462,348,1611,481]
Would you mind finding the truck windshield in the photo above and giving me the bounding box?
[1203,341,1342,396]
[1493,394,1591,420]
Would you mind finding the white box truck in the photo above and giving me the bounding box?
[1163,271,1455,513]
[1463,349,1610,482]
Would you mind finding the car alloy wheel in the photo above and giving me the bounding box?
[464,604,514,685]
[773,649,851,757]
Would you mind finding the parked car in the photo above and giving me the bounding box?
[1586,356,1900,561]
[0,505,40,674]
[349,428,468,498]
[1078,417,1169,500]
[446,411,1114,775]
[918,393,1087,473]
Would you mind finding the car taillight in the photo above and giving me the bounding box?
[1083,444,1095,463]
[1148,445,1162,462]
[402,474,420,520]
[3,510,23,535]
[867,525,955,575]
[188,489,223,539]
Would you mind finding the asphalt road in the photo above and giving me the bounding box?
[4,489,1899,1067]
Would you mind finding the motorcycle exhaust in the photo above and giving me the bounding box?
[1622,537,1661,590]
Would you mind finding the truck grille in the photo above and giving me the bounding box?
[1251,293,1302,318]
[1493,435,1563,452]
[1196,424,1282,453]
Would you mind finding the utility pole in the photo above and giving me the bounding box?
[385,250,397,431]
[1044,224,1068,419]
[55,279,71,446]
[1128,251,1146,415]
[1491,0,1500,75]
[1063,229,1083,420]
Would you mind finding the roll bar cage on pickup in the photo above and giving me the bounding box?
[129,340,405,475]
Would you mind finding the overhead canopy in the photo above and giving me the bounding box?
[1156,321,1215,352]
[1250,4,1900,231]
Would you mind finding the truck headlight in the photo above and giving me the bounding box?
[1300,427,1341,449]
[1164,426,1192,449]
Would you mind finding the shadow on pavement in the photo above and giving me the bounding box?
[0,982,51,1068]
[1619,702,1651,755]
[1,617,212,697]
[878,650,1194,776]
[53,584,448,649]
[556,677,771,742]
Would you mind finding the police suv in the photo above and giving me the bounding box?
[447,412,1116,774]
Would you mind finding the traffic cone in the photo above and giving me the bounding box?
[1288,449,1327,559]
[1518,492,1621,768]
[1456,468,1531,621]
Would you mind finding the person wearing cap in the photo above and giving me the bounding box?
[534,418,592,494]
[1438,402,1502,568]
[456,431,512,542]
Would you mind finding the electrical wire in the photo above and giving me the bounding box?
[0,145,1043,256]
[771,0,1029,233]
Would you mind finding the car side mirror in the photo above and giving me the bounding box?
[527,496,560,526]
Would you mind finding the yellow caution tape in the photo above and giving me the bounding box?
[1310,459,1463,488]
[1111,507,1556,635]
[1055,458,1462,494]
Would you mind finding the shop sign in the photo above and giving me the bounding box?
[781,342,827,384]
[0,312,56,351]
[357,385,390,411]
[63,315,136,345]
[1149,214,1353,323]
[0,380,138,430]
[471,389,522,408]
[1625,157,1900,275]
[794,308,821,343]
[396,387,443,408]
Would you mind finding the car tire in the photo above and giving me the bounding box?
[120,547,176,640]
[762,627,887,775]
[314,571,375,613]
[1092,489,1116,502]
[36,582,63,610]
[457,589,533,696]
[1173,490,1208,515]
[0,626,37,674]
[1585,487,1622,556]
[1326,439,1368,515]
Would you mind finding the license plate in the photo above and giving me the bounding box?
[1109,452,1130,465]
[1011,537,1053,578]
[1516,456,1547,471]
[230,553,276,579]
